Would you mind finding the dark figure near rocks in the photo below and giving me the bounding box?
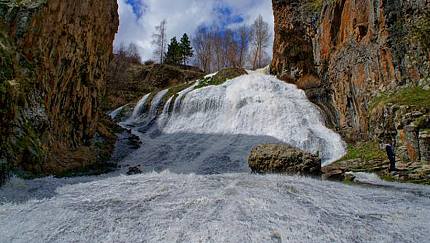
[385,144,396,172]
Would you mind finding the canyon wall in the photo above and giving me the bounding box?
[0,0,119,176]
[272,0,430,162]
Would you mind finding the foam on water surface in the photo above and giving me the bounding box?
[1,172,430,243]
[2,73,427,243]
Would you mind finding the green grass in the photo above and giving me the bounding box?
[194,76,216,89]
[339,140,386,162]
[195,67,247,89]
[161,82,194,113]
[369,86,430,111]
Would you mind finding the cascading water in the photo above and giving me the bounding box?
[1,73,430,242]
[119,73,345,174]
[163,73,345,164]
[129,93,150,121]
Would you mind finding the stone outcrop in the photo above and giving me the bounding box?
[248,144,321,176]
[271,0,339,128]
[271,0,317,83]
[0,0,119,178]
[271,0,430,141]
[370,104,430,163]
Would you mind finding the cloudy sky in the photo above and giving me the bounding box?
[114,0,274,61]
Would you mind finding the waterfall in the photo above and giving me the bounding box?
[127,89,168,126]
[144,73,346,164]
[2,73,429,243]
[129,93,150,121]
[108,104,126,119]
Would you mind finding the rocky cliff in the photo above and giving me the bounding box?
[272,0,430,166]
[0,0,119,178]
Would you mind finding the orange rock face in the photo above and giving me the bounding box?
[272,0,430,141]
[315,0,399,140]
[1,0,119,174]
[22,0,118,147]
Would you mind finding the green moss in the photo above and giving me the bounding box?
[381,174,396,182]
[410,10,430,52]
[163,82,194,113]
[195,68,247,89]
[339,140,386,162]
[305,0,324,13]
[305,0,341,13]
[369,86,430,111]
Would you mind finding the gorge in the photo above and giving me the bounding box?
[0,0,430,242]
[1,71,430,242]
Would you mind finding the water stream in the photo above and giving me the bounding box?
[1,73,429,243]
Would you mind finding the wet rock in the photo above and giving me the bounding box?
[419,130,430,163]
[344,172,356,182]
[322,168,347,181]
[126,166,142,175]
[248,144,321,176]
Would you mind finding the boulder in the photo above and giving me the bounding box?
[126,166,143,175]
[248,144,321,176]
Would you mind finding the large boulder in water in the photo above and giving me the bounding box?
[248,144,321,176]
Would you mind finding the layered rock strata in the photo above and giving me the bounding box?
[0,0,119,177]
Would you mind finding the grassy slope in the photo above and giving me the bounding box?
[369,86,430,111]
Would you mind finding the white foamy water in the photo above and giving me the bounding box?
[123,72,345,167]
[129,93,150,121]
[3,73,428,243]
[1,172,430,243]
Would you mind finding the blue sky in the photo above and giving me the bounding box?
[114,0,274,61]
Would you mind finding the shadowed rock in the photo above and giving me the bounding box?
[248,144,321,176]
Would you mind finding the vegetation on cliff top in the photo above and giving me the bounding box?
[104,44,204,112]
[195,67,247,89]
[369,86,430,111]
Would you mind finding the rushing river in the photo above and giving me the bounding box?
[1,73,429,243]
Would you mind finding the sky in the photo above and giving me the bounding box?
[114,0,274,61]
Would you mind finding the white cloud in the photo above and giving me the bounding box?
[114,0,274,61]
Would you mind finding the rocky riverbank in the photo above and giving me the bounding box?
[270,0,429,184]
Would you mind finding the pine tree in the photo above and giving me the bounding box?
[179,33,193,65]
[165,37,182,65]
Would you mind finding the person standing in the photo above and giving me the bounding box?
[385,143,396,172]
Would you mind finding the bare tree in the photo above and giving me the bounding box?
[193,28,213,73]
[238,25,251,67]
[251,15,271,69]
[108,42,142,93]
[127,43,141,64]
[211,27,225,71]
[152,19,167,64]
[224,29,239,67]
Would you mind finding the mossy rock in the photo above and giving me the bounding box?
[195,67,247,89]
[339,140,387,163]
[163,82,194,113]
[369,86,430,112]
